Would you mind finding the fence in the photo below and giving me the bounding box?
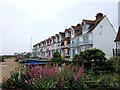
[113,49,120,56]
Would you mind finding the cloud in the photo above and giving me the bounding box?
[118,1,120,26]
[0,0,118,55]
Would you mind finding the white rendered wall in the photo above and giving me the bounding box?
[92,16,116,58]
[116,41,120,49]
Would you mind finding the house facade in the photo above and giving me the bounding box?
[32,13,116,59]
[114,26,120,56]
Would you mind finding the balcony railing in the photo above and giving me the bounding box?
[80,40,93,45]
[36,40,93,51]
[70,43,76,47]
[113,49,120,56]
[61,44,71,48]
[70,42,81,47]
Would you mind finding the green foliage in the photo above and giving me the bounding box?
[2,52,120,90]
[83,70,120,89]
[32,78,57,89]
[73,54,83,66]
[99,74,120,89]
[51,51,63,66]
[72,48,106,69]
[105,56,120,74]
[19,58,28,63]
[80,48,106,62]
[25,53,32,58]
[2,68,29,89]
[2,64,86,90]
[79,48,106,69]
[84,71,101,88]
[72,76,88,90]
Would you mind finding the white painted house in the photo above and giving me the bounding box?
[92,15,116,58]
[69,13,116,58]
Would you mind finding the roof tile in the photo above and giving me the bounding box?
[115,26,120,41]
[83,19,95,25]
[88,15,105,33]
[71,24,82,31]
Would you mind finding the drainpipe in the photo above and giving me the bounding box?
[116,42,118,73]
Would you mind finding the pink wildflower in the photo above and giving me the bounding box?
[74,75,78,81]
[74,67,84,81]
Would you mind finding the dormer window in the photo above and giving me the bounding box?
[82,22,85,26]
[72,40,74,44]
[65,33,67,37]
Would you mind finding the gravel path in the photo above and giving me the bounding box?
[0,57,19,83]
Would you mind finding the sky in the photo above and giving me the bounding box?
[118,1,120,26]
[0,0,119,55]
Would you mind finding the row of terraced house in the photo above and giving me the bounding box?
[32,13,117,60]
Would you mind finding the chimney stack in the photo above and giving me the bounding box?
[77,23,81,26]
[95,13,103,20]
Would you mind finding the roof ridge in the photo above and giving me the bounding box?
[114,26,120,42]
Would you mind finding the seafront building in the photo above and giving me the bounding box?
[114,26,120,56]
[32,13,116,60]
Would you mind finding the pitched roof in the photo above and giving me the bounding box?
[64,28,70,32]
[75,30,82,37]
[51,36,55,39]
[47,38,52,42]
[33,44,37,47]
[87,15,105,33]
[83,19,95,25]
[115,26,120,42]
[55,34,59,36]
[59,32,65,38]
[71,24,82,31]
[59,32,64,34]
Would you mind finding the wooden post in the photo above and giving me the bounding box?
[113,49,115,56]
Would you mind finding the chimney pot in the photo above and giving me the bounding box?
[96,13,103,20]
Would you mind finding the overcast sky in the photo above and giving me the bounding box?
[118,1,120,26]
[0,0,119,55]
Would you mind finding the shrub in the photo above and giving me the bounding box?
[99,74,120,89]
[107,56,120,74]
[2,68,29,89]
[73,54,83,66]
[79,48,106,69]
[18,58,28,63]
[51,51,63,66]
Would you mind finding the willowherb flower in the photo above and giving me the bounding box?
[23,63,84,86]
[28,79,33,85]
[74,75,78,81]
[77,67,84,77]
[74,67,84,81]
